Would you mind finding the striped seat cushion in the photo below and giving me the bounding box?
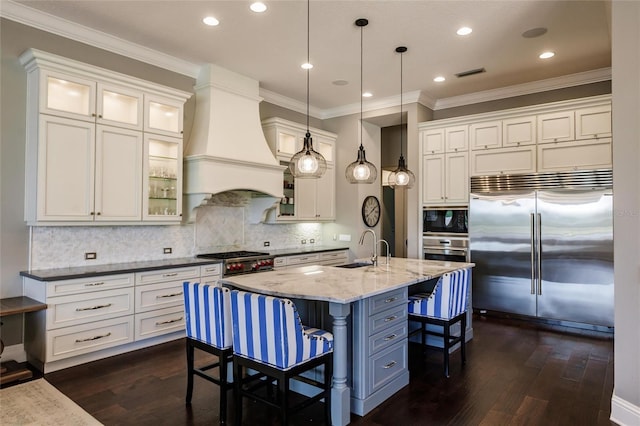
[183,282,233,349]
[230,290,333,370]
[408,268,470,320]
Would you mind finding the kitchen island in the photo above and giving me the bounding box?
[220,257,474,426]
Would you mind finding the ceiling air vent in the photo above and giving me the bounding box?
[455,67,486,78]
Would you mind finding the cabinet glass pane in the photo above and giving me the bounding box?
[279,161,295,217]
[147,139,178,216]
[102,90,139,125]
[317,141,333,162]
[148,101,180,133]
[47,77,92,116]
[278,132,298,156]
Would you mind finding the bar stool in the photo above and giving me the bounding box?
[183,282,233,424]
[408,268,471,377]
[230,289,333,426]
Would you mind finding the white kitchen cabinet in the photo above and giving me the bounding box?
[143,134,183,221]
[20,48,190,225]
[273,249,348,269]
[262,117,337,222]
[503,115,537,147]
[470,145,536,176]
[445,125,468,152]
[537,138,612,172]
[575,105,612,140]
[537,110,575,143]
[422,153,468,206]
[421,128,445,154]
[200,263,223,286]
[469,120,502,150]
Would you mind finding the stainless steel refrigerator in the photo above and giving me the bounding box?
[468,170,613,328]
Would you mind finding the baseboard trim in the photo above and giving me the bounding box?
[611,393,640,425]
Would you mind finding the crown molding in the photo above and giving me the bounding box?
[259,88,323,119]
[321,90,423,120]
[0,0,200,78]
[433,67,612,110]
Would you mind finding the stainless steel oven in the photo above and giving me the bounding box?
[423,208,468,235]
[423,207,469,262]
[423,234,469,262]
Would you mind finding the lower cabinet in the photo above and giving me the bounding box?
[273,249,349,269]
[23,262,221,373]
[351,287,409,416]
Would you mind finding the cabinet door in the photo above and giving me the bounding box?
[143,134,183,221]
[469,121,502,150]
[315,135,334,165]
[445,125,468,152]
[95,125,143,221]
[40,70,96,122]
[421,129,445,155]
[144,94,184,137]
[97,83,143,131]
[537,111,574,143]
[537,138,612,172]
[315,166,335,220]
[37,115,95,221]
[295,178,317,220]
[445,152,469,205]
[503,116,536,147]
[470,145,536,176]
[575,105,611,140]
[422,155,445,205]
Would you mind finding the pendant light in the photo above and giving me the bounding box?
[289,0,327,179]
[345,18,377,184]
[388,46,415,189]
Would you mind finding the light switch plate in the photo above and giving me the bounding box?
[338,234,351,242]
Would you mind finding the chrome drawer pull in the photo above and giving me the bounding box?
[383,334,398,341]
[156,292,183,299]
[85,282,105,287]
[384,297,397,303]
[156,317,183,326]
[382,360,397,369]
[75,332,111,343]
[384,315,398,322]
[162,272,178,277]
[76,303,112,311]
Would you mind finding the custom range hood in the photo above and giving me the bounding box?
[184,64,285,221]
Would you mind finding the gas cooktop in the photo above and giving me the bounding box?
[197,251,270,260]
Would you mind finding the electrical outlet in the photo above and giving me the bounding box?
[263,241,270,247]
[301,239,307,244]
[309,239,315,244]
[85,252,96,260]
[163,247,172,254]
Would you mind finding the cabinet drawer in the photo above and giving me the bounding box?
[368,322,408,355]
[369,341,408,395]
[320,250,348,265]
[135,306,185,340]
[368,305,407,336]
[200,263,222,277]
[367,288,407,316]
[135,281,184,313]
[46,273,134,297]
[274,257,287,269]
[48,316,134,361]
[47,288,134,330]
[135,266,200,285]
[286,254,320,266]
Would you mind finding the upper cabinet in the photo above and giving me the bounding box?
[262,117,337,222]
[20,49,191,225]
[421,125,468,155]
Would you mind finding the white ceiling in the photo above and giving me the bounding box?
[4,0,611,117]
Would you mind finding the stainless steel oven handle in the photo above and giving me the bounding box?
[423,248,468,255]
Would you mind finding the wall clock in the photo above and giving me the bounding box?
[361,195,381,227]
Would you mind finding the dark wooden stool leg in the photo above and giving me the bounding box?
[234,361,243,425]
[279,375,289,426]
[443,321,451,378]
[185,339,194,404]
[219,354,228,424]
[461,315,467,367]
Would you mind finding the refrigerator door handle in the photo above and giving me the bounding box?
[537,212,542,295]
[530,213,536,295]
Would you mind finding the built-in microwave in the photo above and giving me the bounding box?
[423,208,468,235]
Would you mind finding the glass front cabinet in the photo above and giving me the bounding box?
[143,134,183,220]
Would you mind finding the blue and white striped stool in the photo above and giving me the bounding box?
[230,289,333,425]
[183,282,233,424]
[408,268,471,377]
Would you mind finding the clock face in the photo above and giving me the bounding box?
[361,196,381,227]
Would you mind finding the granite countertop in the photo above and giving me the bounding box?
[220,257,475,304]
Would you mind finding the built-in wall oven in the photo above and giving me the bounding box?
[423,208,469,262]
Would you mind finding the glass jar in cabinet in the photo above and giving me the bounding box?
[143,134,182,221]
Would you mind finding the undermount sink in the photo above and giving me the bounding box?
[336,262,373,269]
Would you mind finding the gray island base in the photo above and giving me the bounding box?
[220,257,474,426]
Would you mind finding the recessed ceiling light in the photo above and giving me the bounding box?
[362,92,373,98]
[250,2,267,13]
[203,16,219,26]
[332,80,349,86]
[301,62,313,70]
[434,76,446,82]
[539,51,555,59]
[457,27,472,36]
[522,27,548,38]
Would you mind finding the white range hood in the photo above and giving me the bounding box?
[183,64,285,221]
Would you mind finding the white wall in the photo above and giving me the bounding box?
[611,2,640,424]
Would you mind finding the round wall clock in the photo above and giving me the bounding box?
[361,195,381,227]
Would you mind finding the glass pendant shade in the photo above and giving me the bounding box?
[346,145,377,183]
[388,154,415,188]
[289,133,327,178]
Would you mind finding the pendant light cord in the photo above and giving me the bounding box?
[400,49,404,158]
[306,0,310,134]
[360,22,363,149]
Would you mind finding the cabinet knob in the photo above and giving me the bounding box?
[91,113,96,117]
[96,212,101,215]
[90,212,95,215]
[98,114,103,118]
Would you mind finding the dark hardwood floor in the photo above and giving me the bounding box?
[44,315,614,426]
